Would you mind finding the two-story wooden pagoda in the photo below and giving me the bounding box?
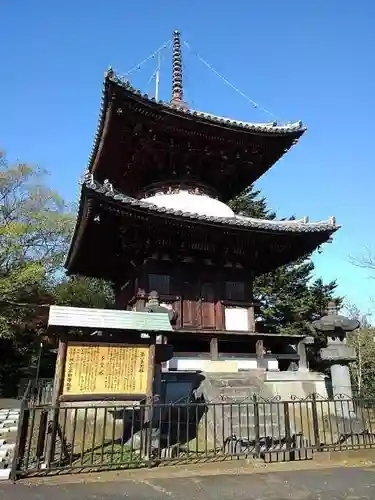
[66,31,339,371]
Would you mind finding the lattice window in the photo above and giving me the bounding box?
[148,274,170,295]
[225,281,245,301]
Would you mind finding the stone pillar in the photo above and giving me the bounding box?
[255,339,265,369]
[312,301,360,419]
[297,336,314,372]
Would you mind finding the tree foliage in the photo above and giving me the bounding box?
[345,304,375,398]
[0,152,74,333]
[0,151,113,395]
[348,327,375,398]
[54,277,114,309]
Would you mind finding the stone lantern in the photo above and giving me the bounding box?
[141,291,175,403]
[312,301,359,417]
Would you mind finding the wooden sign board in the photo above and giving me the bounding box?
[62,342,150,398]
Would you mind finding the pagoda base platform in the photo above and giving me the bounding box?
[160,368,329,404]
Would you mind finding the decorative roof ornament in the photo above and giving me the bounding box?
[312,300,360,333]
[103,179,114,194]
[105,66,114,78]
[171,30,188,109]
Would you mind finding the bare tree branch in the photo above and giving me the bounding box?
[349,246,375,271]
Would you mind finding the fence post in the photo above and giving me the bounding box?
[253,394,261,457]
[283,402,291,451]
[311,393,321,451]
[36,410,49,460]
[10,396,30,482]
[147,399,154,466]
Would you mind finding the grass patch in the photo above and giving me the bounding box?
[71,443,145,467]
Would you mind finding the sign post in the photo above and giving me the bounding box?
[44,306,173,467]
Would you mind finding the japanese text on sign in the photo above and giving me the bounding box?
[62,342,149,396]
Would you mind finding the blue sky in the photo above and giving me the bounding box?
[1,1,374,316]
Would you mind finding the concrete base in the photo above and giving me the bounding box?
[0,469,11,481]
[265,371,329,399]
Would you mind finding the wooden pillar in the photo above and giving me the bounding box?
[255,339,265,369]
[146,342,156,406]
[248,306,256,332]
[143,341,156,458]
[248,277,256,332]
[45,336,67,467]
[210,337,219,361]
[160,335,168,372]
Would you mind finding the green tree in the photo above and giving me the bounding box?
[0,152,74,323]
[345,305,375,398]
[0,151,114,395]
[54,276,114,309]
[229,187,340,337]
[348,326,375,398]
[0,151,75,393]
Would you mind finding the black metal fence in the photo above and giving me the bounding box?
[17,378,54,405]
[9,393,375,479]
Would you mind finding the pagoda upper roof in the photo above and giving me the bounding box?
[86,70,306,201]
[101,69,305,135]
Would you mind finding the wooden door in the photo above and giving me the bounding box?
[182,281,199,328]
[200,282,216,329]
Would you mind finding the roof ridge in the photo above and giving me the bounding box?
[104,69,306,133]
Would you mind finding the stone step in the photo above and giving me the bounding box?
[0,419,18,426]
[209,369,264,380]
[231,421,283,428]
[0,407,20,478]
[218,389,278,398]
[0,427,18,435]
[231,427,284,435]
[220,409,283,419]
[198,372,283,449]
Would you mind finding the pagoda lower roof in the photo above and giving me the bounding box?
[81,174,338,234]
[65,174,339,278]
[87,70,306,201]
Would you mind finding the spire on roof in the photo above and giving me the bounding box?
[171,30,187,108]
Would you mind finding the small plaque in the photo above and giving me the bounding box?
[62,342,150,397]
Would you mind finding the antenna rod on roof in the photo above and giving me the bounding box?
[171,30,187,107]
[155,50,161,102]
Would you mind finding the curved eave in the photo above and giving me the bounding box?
[87,69,306,174]
[64,181,92,271]
[86,177,339,233]
[65,175,339,271]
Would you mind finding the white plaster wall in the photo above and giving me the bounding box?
[267,359,279,371]
[141,191,235,218]
[164,356,278,371]
[224,307,249,331]
[167,357,207,371]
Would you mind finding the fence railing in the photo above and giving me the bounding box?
[17,378,54,406]
[10,394,375,479]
